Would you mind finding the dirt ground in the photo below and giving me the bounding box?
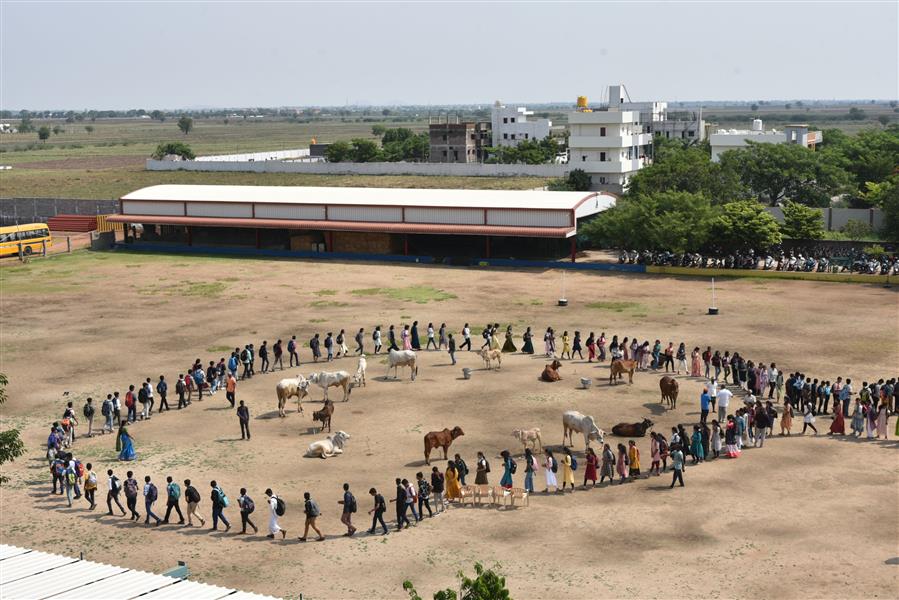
[1,251,897,600]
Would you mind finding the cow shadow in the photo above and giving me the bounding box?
[404,460,429,468]
[255,410,287,420]
[642,402,667,416]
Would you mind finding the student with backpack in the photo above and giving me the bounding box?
[143,476,162,526]
[415,472,433,519]
[453,453,469,485]
[163,476,185,524]
[82,398,95,438]
[237,488,259,534]
[137,382,149,421]
[184,479,205,527]
[500,450,516,490]
[176,375,187,409]
[338,483,358,536]
[101,395,113,434]
[125,384,136,423]
[273,339,284,371]
[210,480,231,531]
[543,448,558,493]
[83,462,97,510]
[299,491,324,542]
[288,335,299,367]
[156,375,169,412]
[265,488,287,539]
[240,346,251,380]
[367,487,388,535]
[430,466,446,513]
[106,469,126,516]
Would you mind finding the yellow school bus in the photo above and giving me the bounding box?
[0,223,53,257]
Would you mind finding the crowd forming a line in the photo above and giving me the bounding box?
[43,321,897,540]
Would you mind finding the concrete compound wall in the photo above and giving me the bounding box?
[764,207,885,232]
[0,198,119,226]
[145,159,567,178]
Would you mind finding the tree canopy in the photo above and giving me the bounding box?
[151,142,195,160]
[403,562,510,600]
[487,138,559,164]
[0,374,26,485]
[177,116,194,135]
[780,201,824,239]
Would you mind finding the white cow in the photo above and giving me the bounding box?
[305,430,350,459]
[275,375,309,417]
[562,411,604,449]
[386,349,418,380]
[512,428,543,451]
[308,370,353,402]
[354,355,367,387]
[478,348,502,370]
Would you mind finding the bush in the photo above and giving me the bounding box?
[780,201,824,239]
[840,219,873,239]
[151,142,195,160]
[863,244,886,256]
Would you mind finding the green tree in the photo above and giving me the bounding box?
[848,107,866,120]
[37,125,51,142]
[864,178,899,239]
[750,103,759,112]
[325,141,353,162]
[839,219,873,239]
[629,141,745,203]
[0,374,26,485]
[780,200,824,239]
[52,125,63,135]
[151,141,195,160]
[371,124,387,137]
[382,127,414,145]
[567,168,592,191]
[350,138,381,162]
[877,115,890,127]
[719,141,850,207]
[714,200,782,251]
[821,126,899,204]
[177,116,194,135]
[150,109,166,122]
[580,191,716,253]
[17,113,34,133]
[403,562,511,600]
[84,125,94,134]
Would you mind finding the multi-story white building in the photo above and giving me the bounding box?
[490,102,552,148]
[709,120,822,162]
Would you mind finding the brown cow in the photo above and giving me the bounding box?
[540,360,563,382]
[312,399,334,433]
[608,359,637,385]
[659,376,679,409]
[424,426,464,465]
[611,418,654,437]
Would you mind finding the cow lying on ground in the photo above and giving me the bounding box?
[512,428,543,451]
[276,376,309,417]
[562,411,604,448]
[478,348,502,370]
[609,359,637,385]
[659,376,679,409]
[611,418,654,437]
[387,349,418,381]
[312,399,334,433]
[424,426,464,464]
[540,360,562,382]
[305,430,350,459]
[308,370,353,402]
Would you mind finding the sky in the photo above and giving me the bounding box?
[1,1,897,110]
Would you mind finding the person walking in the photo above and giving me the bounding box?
[438,323,448,350]
[628,440,642,476]
[101,395,113,434]
[288,335,300,367]
[259,341,270,373]
[663,341,674,372]
[105,469,126,515]
[241,345,253,381]
[273,339,284,371]
[716,385,732,423]
[426,323,437,350]
[162,476,185,524]
[125,384,137,423]
[367,488,389,535]
[599,443,615,484]
[143,476,162,526]
[753,404,769,447]
[401,325,412,351]
[669,445,685,488]
[700,387,711,425]
[523,448,537,493]
[265,488,286,539]
[445,462,461,502]
[154,376,168,413]
[299,492,325,541]
[184,479,205,527]
[690,426,705,463]
[210,480,231,531]
[475,451,489,485]
[430,466,446,513]
[560,447,575,492]
[543,449,558,493]
[123,471,140,520]
[521,327,535,354]
[453,453,469,485]
[324,332,334,361]
[338,482,358,535]
[355,328,365,355]
[373,326,383,354]
[175,375,187,409]
[675,343,687,375]
[82,398,95,438]
[82,463,97,510]
[237,400,250,440]
[649,433,661,475]
[460,323,471,352]
[410,321,421,351]
[448,333,456,365]
[310,334,322,362]
[616,444,629,484]
[802,401,818,435]
[237,488,259,534]
[403,478,420,523]
[499,450,514,490]
[225,372,237,408]
[415,473,433,518]
[582,447,598,488]
[336,329,348,358]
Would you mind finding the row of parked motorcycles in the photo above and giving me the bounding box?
[617,248,899,275]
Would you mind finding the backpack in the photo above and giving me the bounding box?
[217,488,229,507]
[83,403,94,418]
[168,482,181,500]
[138,387,148,403]
[186,486,201,503]
[275,496,286,516]
[176,379,185,394]
[110,475,120,494]
[347,493,357,513]
[240,349,249,362]
[570,456,578,471]
[243,496,255,513]
[101,401,111,417]
[147,483,158,502]
[74,460,85,477]
[484,460,491,474]
[551,457,558,473]
[307,499,321,517]
[509,458,518,475]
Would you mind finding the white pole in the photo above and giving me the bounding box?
[711,277,716,307]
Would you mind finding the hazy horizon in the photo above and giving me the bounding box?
[1,1,897,111]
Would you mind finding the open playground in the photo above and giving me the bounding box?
[0,250,897,599]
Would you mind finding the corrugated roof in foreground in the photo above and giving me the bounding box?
[121,184,602,210]
[0,544,280,600]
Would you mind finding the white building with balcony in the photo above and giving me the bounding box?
[709,120,822,161]
[568,108,653,193]
[491,102,552,148]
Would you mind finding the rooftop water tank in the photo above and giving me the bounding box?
[751,119,764,132]
[577,96,588,109]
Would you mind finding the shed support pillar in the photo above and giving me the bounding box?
[186,226,192,247]
[403,234,409,256]
[485,236,491,258]
[255,228,261,249]
[570,238,576,263]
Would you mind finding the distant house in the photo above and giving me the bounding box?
[490,102,552,147]
[709,120,822,162]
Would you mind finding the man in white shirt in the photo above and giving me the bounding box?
[716,385,733,422]
[767,365,778,399]
[460,323,472,351]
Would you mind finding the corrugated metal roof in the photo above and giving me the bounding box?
[0,546,281,600]
[121,184,599,211]
[106,215,576,238]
